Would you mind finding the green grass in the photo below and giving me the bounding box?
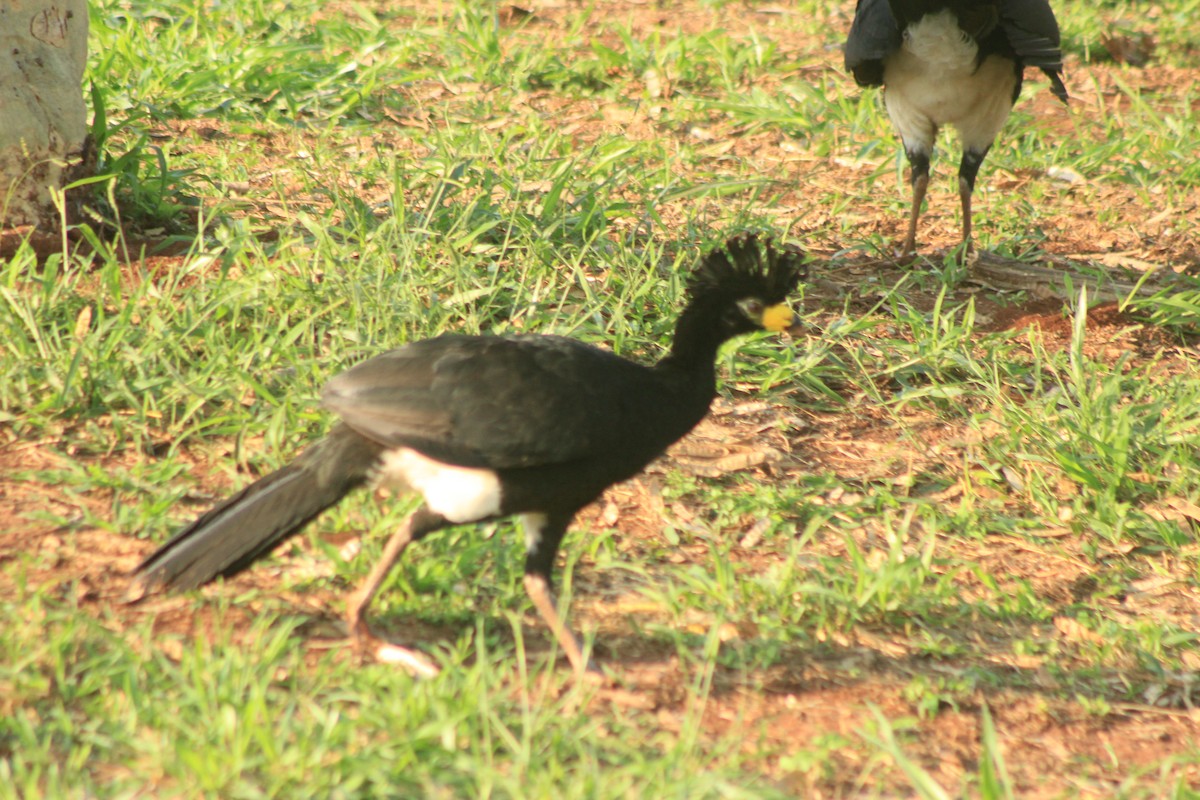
[5,0,1200,796]
[0,588,770,799]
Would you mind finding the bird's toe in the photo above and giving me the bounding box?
[373,642,442,678]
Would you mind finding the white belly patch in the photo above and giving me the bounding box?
[377,448,502,523]
[883,10,1018,151]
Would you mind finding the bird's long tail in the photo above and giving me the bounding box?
[129,425,382,599]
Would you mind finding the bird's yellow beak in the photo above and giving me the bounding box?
[762,303,794,333]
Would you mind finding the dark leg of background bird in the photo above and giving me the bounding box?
[522,513,598,677]
[345,505,449,676]
[901,149,932,257]
[958,147,989,256]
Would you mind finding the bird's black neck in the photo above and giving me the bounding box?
[656,294,736,377]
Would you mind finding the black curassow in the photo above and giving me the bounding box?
[130,234,805,676]
[844,0,1068,255]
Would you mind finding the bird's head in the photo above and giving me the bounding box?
[686,233,806,339]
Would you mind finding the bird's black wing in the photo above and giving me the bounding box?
[1000,0,1068,102]
[322,335,640,469]
[844,0,901,87]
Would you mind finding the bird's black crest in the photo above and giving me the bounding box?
[688,234,806,302]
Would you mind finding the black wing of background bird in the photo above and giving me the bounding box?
[999,0,1069,102]
[844,0,901,87]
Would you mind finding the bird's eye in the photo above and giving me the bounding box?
[739,298,764,317]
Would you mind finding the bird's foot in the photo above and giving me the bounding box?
[951,239,979,267]
[893,239,919,265]
[579,661,613,686]
[348,618,440,679]
[373,642,441,678]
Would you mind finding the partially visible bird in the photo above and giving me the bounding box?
[844,0,1068,256]
[129,234,805,677]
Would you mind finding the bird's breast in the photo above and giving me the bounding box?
[899,9,978,71]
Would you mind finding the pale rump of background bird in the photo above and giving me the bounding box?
[844,0,1067,256]
[129,234,805,678]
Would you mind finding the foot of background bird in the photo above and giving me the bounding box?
[895,228,918,262]
[952,239,979,266]
[894,240,919,264]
